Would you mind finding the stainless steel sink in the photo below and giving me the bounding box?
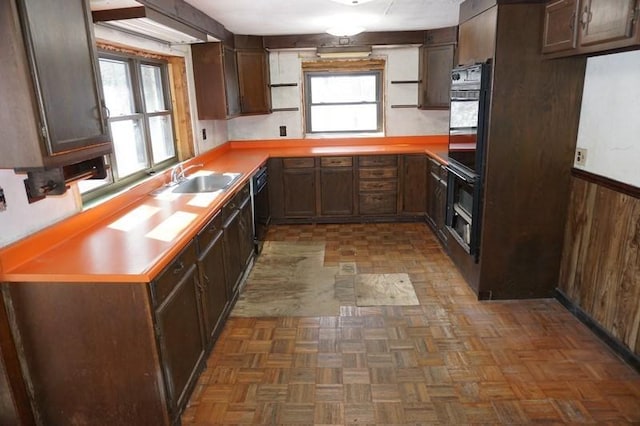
[172,173,241,193]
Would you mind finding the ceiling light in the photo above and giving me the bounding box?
[329,0,376,5]
[326,26,365,37]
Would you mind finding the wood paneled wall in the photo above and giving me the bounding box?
[559,175,640,355]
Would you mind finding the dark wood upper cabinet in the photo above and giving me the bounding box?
[191,42,240,119]
[418,27,457,109]
[543,0,640,57]
[192,39,271,119]
[0,0,111,169]
[458,5,497,65]
[542,0,580,53]
[237,49,272,114]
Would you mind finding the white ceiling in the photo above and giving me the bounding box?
[91,0,464,36]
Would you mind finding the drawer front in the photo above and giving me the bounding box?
[359,193,397,215]
[153,241,197,307]
[359,168,398,179]
[320,156,353,168]
[359,155,397,167]
[197,211,223,252]
[221,182,250,222]
[359,180,397,192]
[283,157,315,169]
[428,157,441,175]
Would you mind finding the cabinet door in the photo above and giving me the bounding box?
[426,169,439,229]
[542,0,580,53]
[419,44,455,109]
[401,155,427,215]
[223,45,241,117]
[191,43,227,120]
[155,263,205,418]
[283,169,316,217]
[237,50,272,114]
[223,209,243,297]
[458,5,497,66]
[238,195,255,268]
[320,168,354,216]
[18,0,110,162]
[579,0,637,46]
[436,170,449,243]
[198,230,228,346]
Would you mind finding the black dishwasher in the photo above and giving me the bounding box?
[252,165,270,252]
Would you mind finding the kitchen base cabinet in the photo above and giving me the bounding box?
[2,282,171,426]
[358,155,399,216]
[319,157,355,216]
[401,155,428,216]
[197,213,229,347]
[222,183,254,301]
[154,255,206,420]
[426,158,448,246]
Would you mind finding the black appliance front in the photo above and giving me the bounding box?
[448,62,492,177]
[446,62,491,260]
[252,165,270,253]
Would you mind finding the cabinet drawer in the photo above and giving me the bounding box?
[359,168,398,179]
[320,156,352,168]
[428,157,441,175]
[359,193,397,215]
[153,241,197,307]
[197,211,223,252]
[359,155,397,167]
[359,180,397,192]
[439,165,448,182]
[221,182,250,222]
[283,157,315,169]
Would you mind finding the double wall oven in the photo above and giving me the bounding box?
[446,62,492,260]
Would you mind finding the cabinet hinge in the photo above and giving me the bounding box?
[632,4,640,23]
[40,126,47,139]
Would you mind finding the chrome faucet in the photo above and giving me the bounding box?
[170,163,204,185]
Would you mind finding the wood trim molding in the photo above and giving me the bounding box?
[555,288,640,372]
[571,168,640,199]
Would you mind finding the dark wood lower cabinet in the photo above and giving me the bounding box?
[197,213,228,347]
[0,184,256,425]
[320,167,354,216]
[426,158,448,245]
[154,259,206,419]
[401,155,428,215]
[222,183,254,300]
[283,168,316,217]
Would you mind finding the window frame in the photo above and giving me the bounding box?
[80,51,177,202]
[303,70,384,135]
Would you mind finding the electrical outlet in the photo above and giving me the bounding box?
[279,125,287,137]
[202,128,207,140]
[575,148,587,166]
[0,187,6,211]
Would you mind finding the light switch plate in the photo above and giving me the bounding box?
[0,187,6,211]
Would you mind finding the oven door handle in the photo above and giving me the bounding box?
[447,166,475,184]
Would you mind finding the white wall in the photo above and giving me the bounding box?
[574,50,640,187]
[0,170,80,247]
[228,46,449,141]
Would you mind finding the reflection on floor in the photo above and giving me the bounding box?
[183,223,640,425]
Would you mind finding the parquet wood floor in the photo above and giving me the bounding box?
[182,223,640,425]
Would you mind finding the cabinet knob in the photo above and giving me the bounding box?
[172,261,185,275]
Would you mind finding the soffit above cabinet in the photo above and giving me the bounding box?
[90,0,209,44]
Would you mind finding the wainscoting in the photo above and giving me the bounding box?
[559,171,640,357]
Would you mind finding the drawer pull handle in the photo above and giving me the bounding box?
[173,261,185,275]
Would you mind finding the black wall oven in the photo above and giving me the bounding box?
[446,63,491,259]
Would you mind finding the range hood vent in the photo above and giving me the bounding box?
[92,6,207,44]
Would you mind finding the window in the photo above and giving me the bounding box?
[304,71,383,134]
[78,53,177,198]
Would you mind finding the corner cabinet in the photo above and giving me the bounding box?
[192,42,241,119]
[0,0,111,169]
[192,40,272,118]
[237,49,272,114]
[542,0,640,57]
[418,27,458,109]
